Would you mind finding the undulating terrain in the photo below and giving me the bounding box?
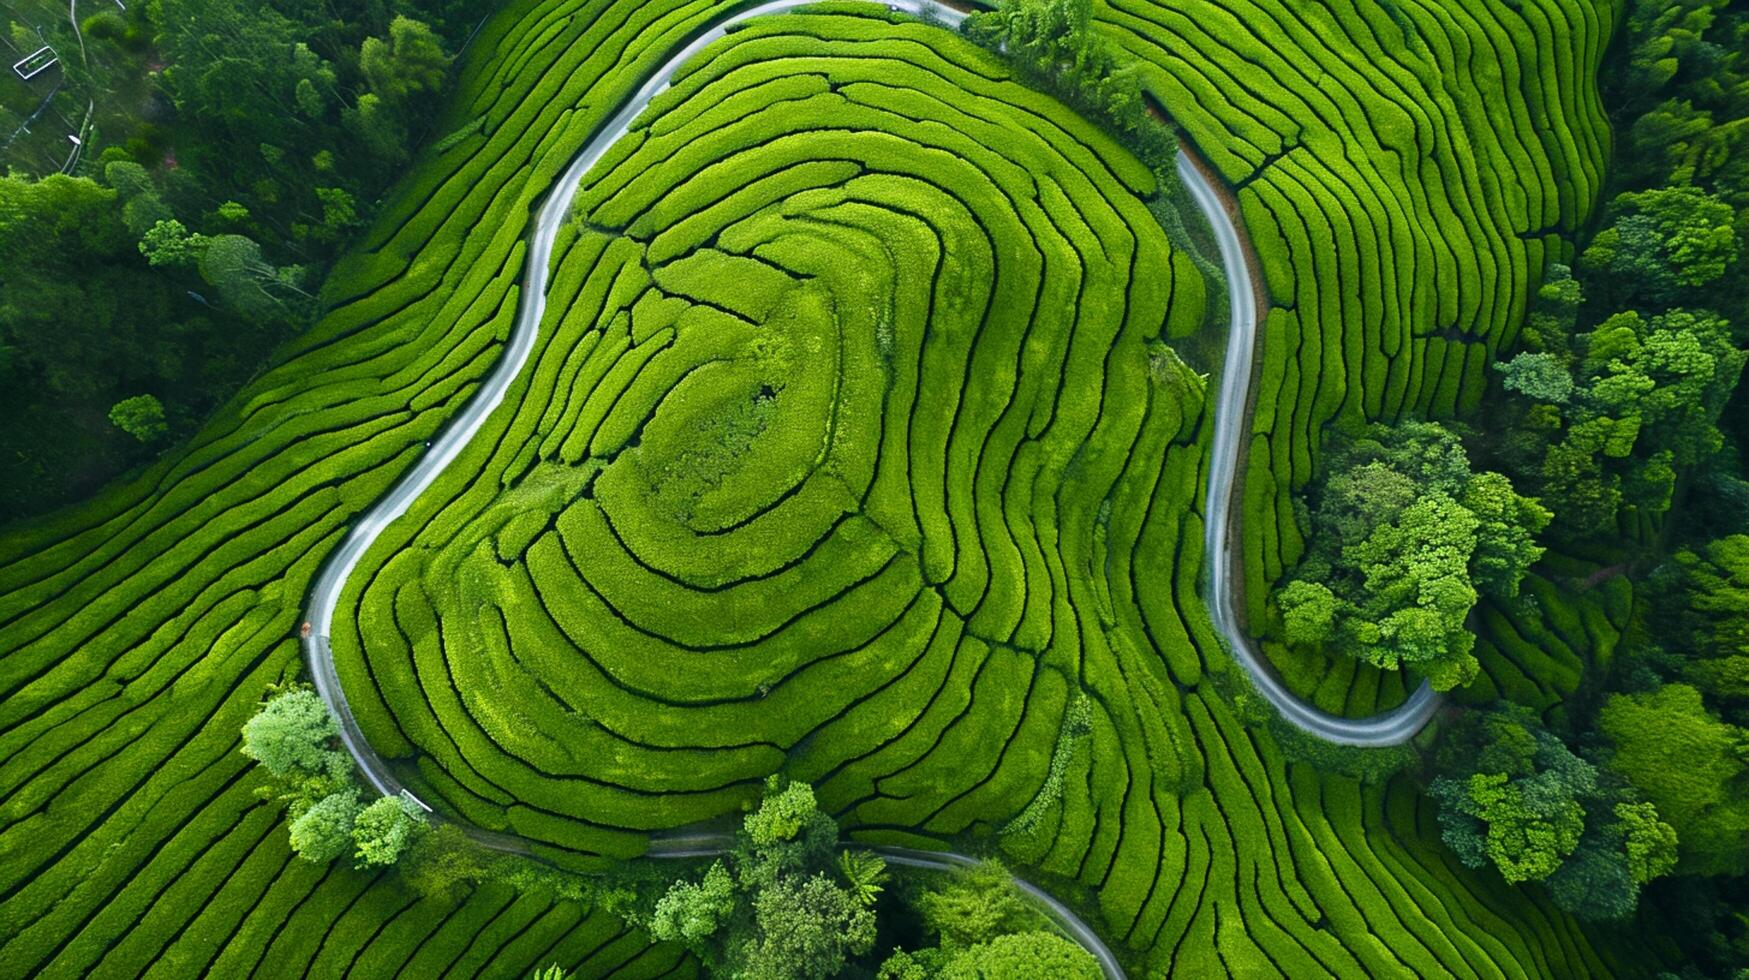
[0,0,1669,976]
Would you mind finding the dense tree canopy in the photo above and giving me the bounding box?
[1492,267,1746,538]
[239,688,426,867]
[1428,706,1676,919]
[1600,683,1749,877]
[0,0,492,523]
[1271,421,1549,689]
[642,779,879,979]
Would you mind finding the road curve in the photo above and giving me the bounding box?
[297,0,1123,974]
[1181,147,1442,745]
[294,1,1418,975]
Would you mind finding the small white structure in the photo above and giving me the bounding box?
[12,45,57,81]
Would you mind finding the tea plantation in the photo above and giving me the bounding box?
[0,0,1667,976]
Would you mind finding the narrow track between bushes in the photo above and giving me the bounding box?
[298,0,1432,974]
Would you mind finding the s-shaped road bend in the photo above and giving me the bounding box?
[299,2,1428,976]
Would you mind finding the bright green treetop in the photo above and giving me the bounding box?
[1272,421,1548,690]
[936,932,1101,980]
[1600,683,1749,876]
[108,394,169,443]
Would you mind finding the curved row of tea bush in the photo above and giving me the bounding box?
[330,4,1201,864]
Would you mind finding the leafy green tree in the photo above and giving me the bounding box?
[963,0,1173,169]
[198,233,311,321]
[1496,351,1575,404]
[1582,185,1740,300]
[1657,535,1749,664]
[343,93,409,162]
[1541,837,1641,922]
[360,17,451,105]
[936,932,1101,980]
[1616,801,1680,884]
[1429,705,1675,918]
[1600,683,1749,876]
[400,822,497,901]
[876,950,937,980]
[644,778,874,977]
[837,850,888,908]
[735,873,876,980]
[916,860,1037,949]
[288,790,361,863]
[735,777,839,891]
[1271,422,1546,689]
[103,160,174,236]
[1276,580,1339,647]
[138,219,210,268]
[240,689,349,784]
[649,861,737,945]
[1439,771,1585,883]
[108,394,169,443]
[1493,260,1746,537]
[352,795,424,867]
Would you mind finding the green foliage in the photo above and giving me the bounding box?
[238,688,440,870]
[529,966,573,980]
[1497,352,1574,404]
[1276,580,1338,647]
[745,778,828,848]
[400,822,497,901]
[1616,802,1680,884]
[137,219,209,269]
[1491,267,1746,538]
[735,873,877,980]
[1582,186,1740,298]
[287,789,362,863]
[1655,535,1749,665]
[935,931,1101,980]
[1600,684,1749,876]
[0,0,498,521]
[649,861,737,944]
[0,0,1654,976]
[916,861,1038,949]
[837,851,888,908]
[1002,693,1093,837]
[0,173,264,515]
[963,0,1175,171]
[239,689,349,784]
[108,394,169,443]
[1446,772,1585,884]
[352,795,426,867]
[1270,422,1548,690]
[361,17,453,105]
[643,778,876,977]
[1429,705,1675,919]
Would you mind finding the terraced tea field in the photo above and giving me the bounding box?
[0,0,1646,976]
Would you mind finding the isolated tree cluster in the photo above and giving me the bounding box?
[241,688,425,868]
[1272,421,1549,690]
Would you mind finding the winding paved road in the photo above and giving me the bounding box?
[298,1,1430,974]
[1181,150,1442,746]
